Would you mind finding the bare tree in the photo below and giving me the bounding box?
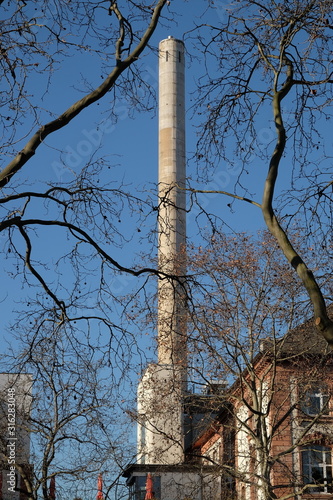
[1,319,140,500]
[0,0,170,329]
[185,230,333,500]
[189,0,333,343]
[0,1,174,497]
[0,0,167,187]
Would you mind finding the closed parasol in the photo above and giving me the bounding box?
[145,473,154,500]
[96,474,104,500]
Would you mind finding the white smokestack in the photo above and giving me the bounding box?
[158,36,186,368]
[136,38,186,466]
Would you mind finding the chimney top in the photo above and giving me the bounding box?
[160,36,184,46]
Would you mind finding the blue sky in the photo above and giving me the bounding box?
[1,1,270,340]
[4,0,330,378]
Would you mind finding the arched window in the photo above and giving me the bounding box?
[301,386,330,416]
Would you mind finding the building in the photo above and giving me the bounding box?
[188,314,333,500]
[0,373,32,500]
[126,310,333,500]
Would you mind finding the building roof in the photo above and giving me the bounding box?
[122,463,221,480]
[261,304,333,360]
[188,305,333,454]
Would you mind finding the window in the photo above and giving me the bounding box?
[223,429,236,492]
[130,475,161,500]
[301,387,330,416]
[302,445,333,493]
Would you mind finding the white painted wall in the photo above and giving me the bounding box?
[137,364,184,464]
[130,469,221,500]
[236,404,251,500]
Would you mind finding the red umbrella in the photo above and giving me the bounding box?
[145,473,154,500]
[96,474,104,500]
[49,477,56,500]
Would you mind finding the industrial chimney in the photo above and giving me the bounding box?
[157,36,186,368]
[137,37,186,466]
